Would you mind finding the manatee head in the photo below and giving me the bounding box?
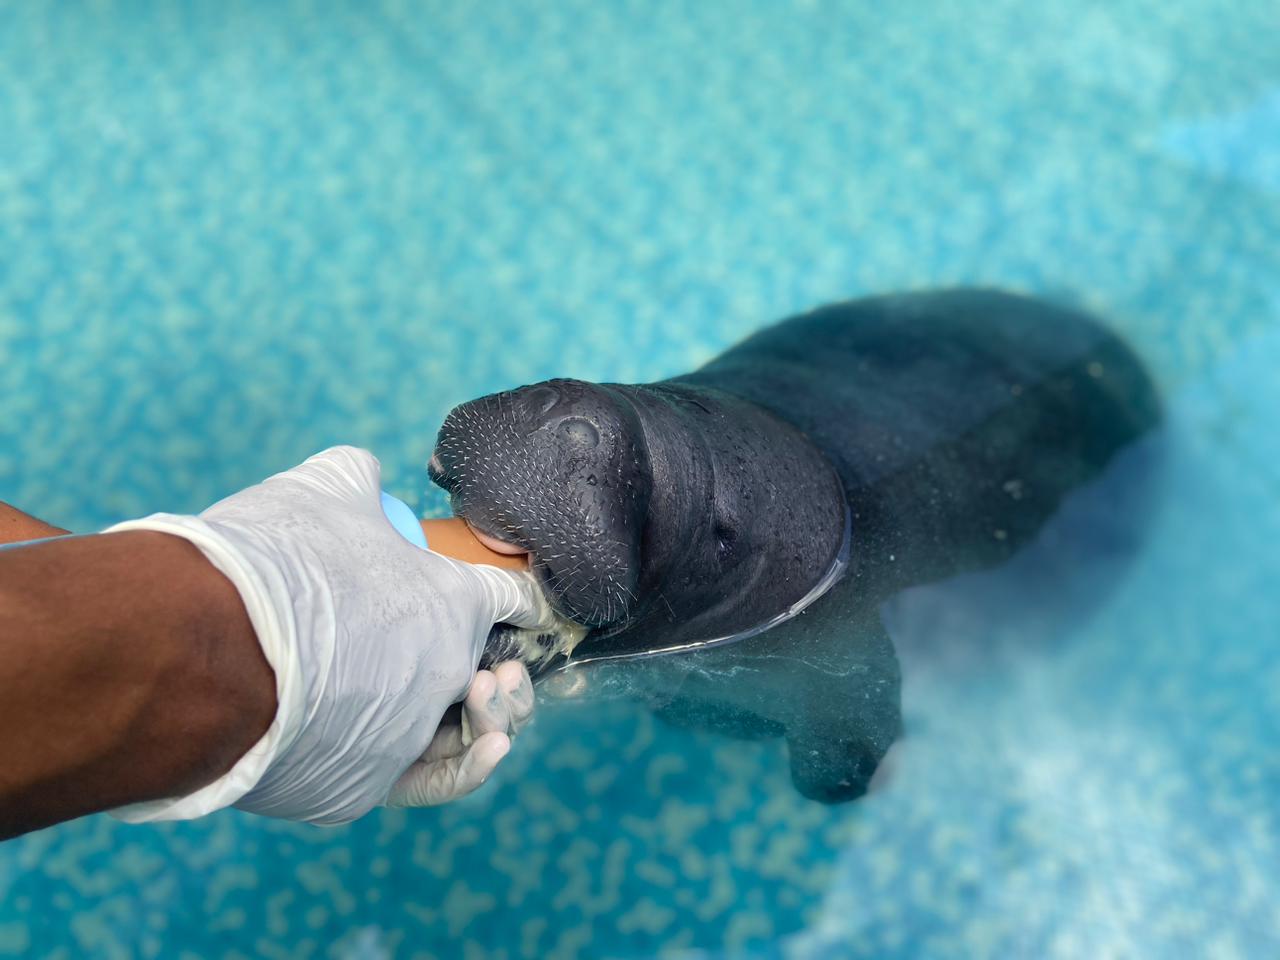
[430,376,848,658]
[429,378,650,628]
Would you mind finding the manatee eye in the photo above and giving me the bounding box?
[558,417,599,447]
[714,521,737,558]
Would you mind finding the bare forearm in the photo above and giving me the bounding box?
[0,502,68,542]
[0,529,276,838]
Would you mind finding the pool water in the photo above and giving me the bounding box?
[2,1,1279,957]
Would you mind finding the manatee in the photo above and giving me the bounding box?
[428,289,1161,801]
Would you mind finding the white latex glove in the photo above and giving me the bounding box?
[392,660,536,808]
[108,446,554,825]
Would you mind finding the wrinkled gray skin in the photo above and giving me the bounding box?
[430,289,1161,801]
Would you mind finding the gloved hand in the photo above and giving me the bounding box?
[392,659,536,808]
[108,446,553,825]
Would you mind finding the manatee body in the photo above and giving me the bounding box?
[430,289,1161,801]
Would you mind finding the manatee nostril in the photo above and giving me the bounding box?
[558,417,600,447]
[521,385,560,418]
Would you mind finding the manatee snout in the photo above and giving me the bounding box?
[430,379,650,627]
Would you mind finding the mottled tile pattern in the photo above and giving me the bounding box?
[1,0,1279,956]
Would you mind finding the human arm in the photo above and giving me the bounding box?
[0,447,551,838]
[0,528,275,839]
[0,501,68,542]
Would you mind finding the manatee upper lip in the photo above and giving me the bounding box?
[465,519,527,555]
[430,383,646,629]
[427,452,529,555]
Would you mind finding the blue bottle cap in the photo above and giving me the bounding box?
[380,491,428,550]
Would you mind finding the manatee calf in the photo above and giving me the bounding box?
[428,289,1161,801]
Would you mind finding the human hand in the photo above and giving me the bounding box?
[388,660,535,807]
[109,446,553,825]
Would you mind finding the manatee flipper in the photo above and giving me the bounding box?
[779,610,900,802]
[666,605,900,802]
[787,724,888,803]
[549,598,902,802]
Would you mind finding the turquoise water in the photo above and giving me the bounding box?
[2,1,1279,956]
